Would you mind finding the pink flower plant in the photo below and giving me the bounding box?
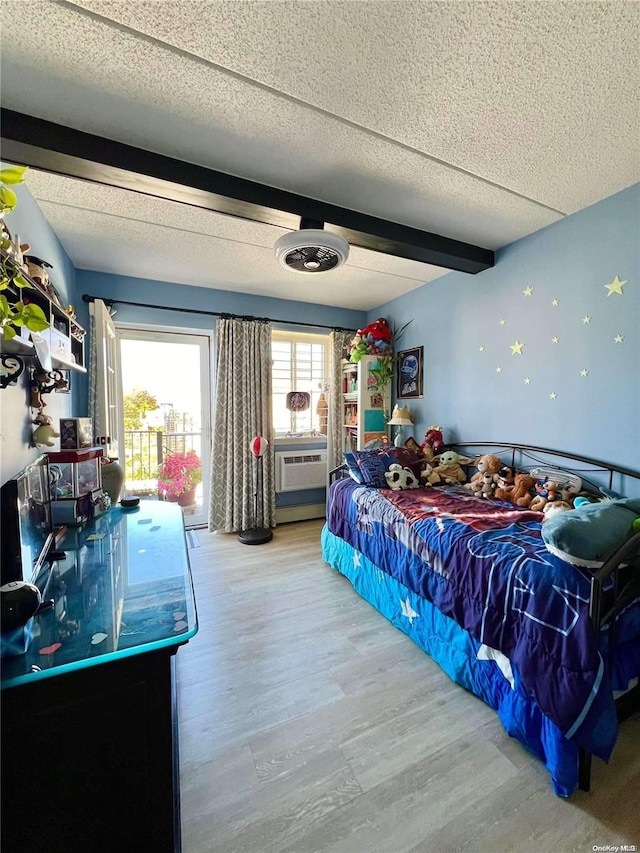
[157,450,203,497]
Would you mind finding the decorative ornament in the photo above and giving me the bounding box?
[604,276,627,297]
[285,391,310,412]
[580,369,589,377]
[510,340,524,355]
[0,354,24,388]
[552,336,559,344]
[499,319,506,326]
[551,299,559,307]
[524,377,531,384]
[478,345,485,352]
[549,392,557,399]
[614,334,624,344]
[495,366,502,373]
[582,316,591,324]
[523,286,533,297]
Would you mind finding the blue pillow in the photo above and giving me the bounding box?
[343,451,364,484]
[352,447,406,488]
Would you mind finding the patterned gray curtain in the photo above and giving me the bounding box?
[209,318,275,533]
[327,330,353,471]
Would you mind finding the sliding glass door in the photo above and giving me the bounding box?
[117,327,212,528]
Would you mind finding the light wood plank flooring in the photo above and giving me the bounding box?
[177,520,640,853]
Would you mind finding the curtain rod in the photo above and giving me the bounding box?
[81,294,357,333]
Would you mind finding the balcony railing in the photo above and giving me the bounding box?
[124,430,202,495]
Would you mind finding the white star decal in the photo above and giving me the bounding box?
[582,316,591,324]
[551,299,559,307]
[580,369,589,377]
[524,377,531,384]
[510,340,524,355]
[523,286,533,297]
[614,334,624,344]
[549,392,557,400]
[496,366,502,373]
[353,553,361,569]
[479,345,485,352]
[499,319,506,326]
[400,597,419,625]
[551,336,559,344]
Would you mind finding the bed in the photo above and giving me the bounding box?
[321,442,640,797]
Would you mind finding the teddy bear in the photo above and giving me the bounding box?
[32,413,60,447]
[494,473,537,507]
[431,450,473,485]
[465,454,502,495]
[385,463,419,490]
[477,471,497,499]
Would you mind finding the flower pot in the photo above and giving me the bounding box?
[177,488,196,508]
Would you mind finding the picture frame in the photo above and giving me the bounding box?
[397,346,423,399]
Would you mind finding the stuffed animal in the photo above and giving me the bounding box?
[477,471,496,499]
[420,462,442,486]
[529,479,561,513]
[542,500,573,522]
[349,318,392,361]
[32,413,60,447]
[493,465,514,491]
[421,426,445,460]
[385,463,419,491]
[542,496,640,566]
[465,454,502,495]
[431,450,473,485]
[494,473,537,506]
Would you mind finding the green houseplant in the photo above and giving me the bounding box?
[0,165,50,341]
[157,449,203,506]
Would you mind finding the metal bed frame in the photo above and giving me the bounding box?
[329,441,640,792]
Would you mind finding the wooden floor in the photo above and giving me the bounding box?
[177,520,640,853]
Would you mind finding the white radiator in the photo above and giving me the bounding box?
[275,450,328,492]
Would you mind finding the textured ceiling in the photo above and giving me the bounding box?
[1,0,638,310]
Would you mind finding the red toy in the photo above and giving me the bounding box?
[421,426,445,459]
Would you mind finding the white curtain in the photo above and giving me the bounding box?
[208,318,275,533]
[327,330,353,471]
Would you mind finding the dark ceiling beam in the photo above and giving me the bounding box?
[0,109,494,274]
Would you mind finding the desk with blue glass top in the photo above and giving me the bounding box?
[1,501,198,853]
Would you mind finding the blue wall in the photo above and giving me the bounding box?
[371,184,640,491]
[1,179,77,483]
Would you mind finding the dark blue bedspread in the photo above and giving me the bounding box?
[327,479,640,760]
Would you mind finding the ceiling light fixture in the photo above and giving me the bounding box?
[274,219,349,273]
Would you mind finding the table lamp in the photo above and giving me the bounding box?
[387,405,413,447]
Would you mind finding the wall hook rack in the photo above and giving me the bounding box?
[0,354,25,388]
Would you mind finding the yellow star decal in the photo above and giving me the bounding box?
[582,316,591,324]
[496,366,502,373]
[551,336,559,344]
[510,340,524,355]
[499,319,506,326]
[523,286,533,297]
[605,276,627,296]
[524,377,531,385]
[580,369,589,377]
[479,345,485,352]
[614,334,624,344]
[551,299,559,307]
[549,392,557,400]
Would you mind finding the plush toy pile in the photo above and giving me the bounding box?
[349,318,392,362]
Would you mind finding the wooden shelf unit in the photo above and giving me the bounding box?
[341,355,391,451]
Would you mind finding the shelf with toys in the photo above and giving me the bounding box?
[341,318,395,452]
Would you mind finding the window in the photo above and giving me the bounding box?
[272,330,329,437]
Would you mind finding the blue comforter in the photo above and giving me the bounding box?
[327,479,640,761]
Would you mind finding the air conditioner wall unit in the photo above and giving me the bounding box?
[275,451,328,492]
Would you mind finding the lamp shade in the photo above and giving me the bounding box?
[250,435,269,457]
[387,405,413,426]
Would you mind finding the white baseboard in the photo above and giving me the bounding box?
[275,502,326,524]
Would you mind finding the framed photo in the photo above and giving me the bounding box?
[397,346,423,399]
